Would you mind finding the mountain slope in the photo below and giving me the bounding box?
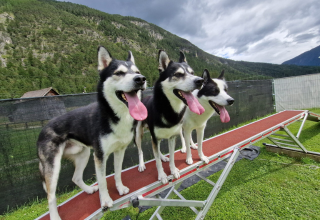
[0,0,319,99]
[282,45,320,66]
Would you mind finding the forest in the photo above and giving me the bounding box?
[0,0,319,99]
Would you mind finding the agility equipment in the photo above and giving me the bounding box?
[36,110,319,220]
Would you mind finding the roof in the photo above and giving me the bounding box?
[20,87,59,98]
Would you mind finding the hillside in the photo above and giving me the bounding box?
[282,45,320,66]
[0,0,319,99]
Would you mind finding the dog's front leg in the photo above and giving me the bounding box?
[135,121,146,172]
[94,153,113,209]
[159,139,169,162]
[183,128,194,165]
[196,126,209,164]
[180,129,187,153]
[152,139,168,184]
[114,147,129,196]
[190,134,198,149]
[168,136,180,179]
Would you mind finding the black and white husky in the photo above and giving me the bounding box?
[180,69,234,165]
[135,50,204,184]
[37,46,147,220]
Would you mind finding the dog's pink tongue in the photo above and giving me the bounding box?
[217,105,230,123]
[124,92,148,121]
[180,91,205,115]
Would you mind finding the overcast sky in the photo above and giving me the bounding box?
[58,0,320,64]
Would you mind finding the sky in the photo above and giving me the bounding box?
[57,0,320,64]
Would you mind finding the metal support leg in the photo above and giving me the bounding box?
[296,111,308,139]
[149,182,182,220]
[173,189,199,214]
[195,148,240,220]
[282,126,308,153]
[196,173,215,187]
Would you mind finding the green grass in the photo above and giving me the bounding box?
[1,109,320,219]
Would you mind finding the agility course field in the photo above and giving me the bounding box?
[1,108,320,220]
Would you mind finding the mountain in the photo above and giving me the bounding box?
[282,45,320,66]
[0,0,319,99]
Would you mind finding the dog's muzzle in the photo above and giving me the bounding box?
[134,75,146,87]
[194,77,204,89]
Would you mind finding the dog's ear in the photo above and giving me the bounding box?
[179,51,187,63]
[218,69,225,80]
[127,51,135,64]
[98,46,112,71]
[202,69,210,84]
[158,50,170,72]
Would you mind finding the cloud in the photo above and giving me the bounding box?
[58,0,320,64]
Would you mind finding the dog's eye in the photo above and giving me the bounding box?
[190,72,194,75]
[175,73,184,77]
[114,71,125,76]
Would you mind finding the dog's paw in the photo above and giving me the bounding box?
[138,163,146,172]
[158,172,168,184]
[186,157,193,165]
[180,147,186,153]
[160,154,169,162]
[101,196,113,211]
[190,144,198,150]
[200,155,209,164]
[117,185,129,196]
[84,185,99,194]
[171,167,180,179]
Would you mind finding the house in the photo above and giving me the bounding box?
[20,87,59,98]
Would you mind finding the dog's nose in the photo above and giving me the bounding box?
[227,98,234,105]
[194,77,204,87]
[134,75,146,86]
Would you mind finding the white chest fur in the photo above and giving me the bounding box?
[100,115,134,155]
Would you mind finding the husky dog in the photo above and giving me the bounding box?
[37,46,147,220]
[135,50,204,184]
[180,69,234,165]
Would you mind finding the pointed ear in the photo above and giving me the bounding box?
[158,50,170,72]
[218,69,225,80]
[202,69,210,84]
[127,50,135,64]
[179,51,187,63]
[97,46,112,71]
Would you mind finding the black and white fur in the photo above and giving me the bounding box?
[135,50,204,184]
[180,69,234,164]
[37,47,147,220]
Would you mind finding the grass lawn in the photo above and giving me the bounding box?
[1,109,320,220]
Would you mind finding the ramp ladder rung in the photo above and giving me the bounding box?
[271,133,290,138]
[273,141,299,148]
[268,137,294,143]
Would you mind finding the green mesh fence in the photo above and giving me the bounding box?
[0,80,273,214]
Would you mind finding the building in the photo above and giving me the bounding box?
[20,87,59,98]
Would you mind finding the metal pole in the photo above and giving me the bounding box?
[282,126,308,153]
[296,111,308,139]
[195,147,240,220]
[150,182,182,220]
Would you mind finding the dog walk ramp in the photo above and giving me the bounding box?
[264,110,320,157]
[36,110,309,220]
